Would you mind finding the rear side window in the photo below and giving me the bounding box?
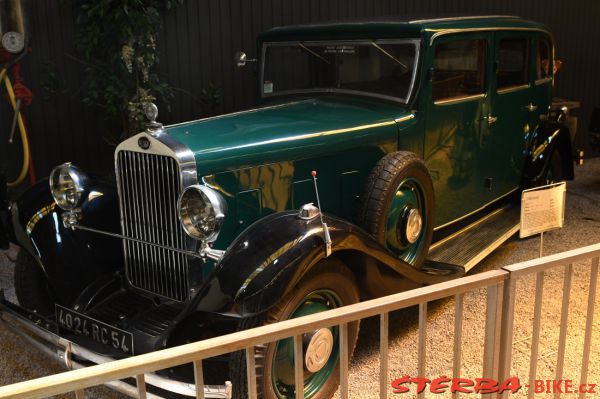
[536,38,552,80]
[432,39,487,102]
[497,38,529,90]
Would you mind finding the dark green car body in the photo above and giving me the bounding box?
[1,15,575,398]
[166,15,568,253]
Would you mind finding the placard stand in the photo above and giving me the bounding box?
[520,182,566,259]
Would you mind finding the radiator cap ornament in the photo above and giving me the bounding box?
[144,102,164,134]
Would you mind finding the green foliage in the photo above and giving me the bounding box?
[75,0,182,138]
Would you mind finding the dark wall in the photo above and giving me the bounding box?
[3,0,600,185]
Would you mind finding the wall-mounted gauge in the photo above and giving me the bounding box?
[1,31,24,53]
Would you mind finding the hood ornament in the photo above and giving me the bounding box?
[144,102,165,135]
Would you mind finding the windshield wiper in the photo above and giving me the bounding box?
[370,41,408,71]
[298,42,331,65]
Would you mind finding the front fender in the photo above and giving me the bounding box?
[524,120,574,184]
[10,177,124,305]
[194,211,463,316]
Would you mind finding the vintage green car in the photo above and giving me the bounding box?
[0,15,573,399]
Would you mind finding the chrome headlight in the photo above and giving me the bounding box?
[178,185,226,242]
[49,163,88,211]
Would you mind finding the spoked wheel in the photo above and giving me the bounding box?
[230,259,359,399]
[357,151,434,268]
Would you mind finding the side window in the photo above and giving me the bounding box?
[497,38,529,90]
[432,39,486,102]
[536,38,552,80]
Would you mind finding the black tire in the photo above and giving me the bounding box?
[230,259,360,399]
[14,249,54,315]
[356,151,434,268]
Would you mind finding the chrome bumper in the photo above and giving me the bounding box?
[0,300,232,399]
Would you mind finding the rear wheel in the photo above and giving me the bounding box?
[230,259,360,399]
[14,249,54,316]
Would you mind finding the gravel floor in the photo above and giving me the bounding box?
[0,159,599,399]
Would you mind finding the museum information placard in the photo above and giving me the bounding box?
[520,182,566,238]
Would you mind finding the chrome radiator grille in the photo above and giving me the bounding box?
[116,151,190,301]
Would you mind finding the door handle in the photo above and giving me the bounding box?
[525,103,538,112]
[484,114,498,126]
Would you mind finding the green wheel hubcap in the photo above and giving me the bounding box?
[271,290,341,398]
[384,177,428,265]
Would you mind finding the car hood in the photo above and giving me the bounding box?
[167,96,410,174]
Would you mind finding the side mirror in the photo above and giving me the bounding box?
[234,51,256,68]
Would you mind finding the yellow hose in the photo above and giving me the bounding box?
[2,68,30,187]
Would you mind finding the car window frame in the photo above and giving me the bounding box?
[495,36,531,94]
[535,35,554,86]
[259,38,422,104]
[430,33,490,106]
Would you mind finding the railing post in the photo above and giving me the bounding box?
[380,312,389,399]
[578,257,599,399]
[554,264,573,399]
[245,347,257,399]
[193,360,205,399]
[135,374,147,399]
[497,275,517,399]
[417,302,427,399]
[340,323,349,399]
[452,293,464,399]
[483,282,503,381]
[527,271,545,399]
[294,335,304,399]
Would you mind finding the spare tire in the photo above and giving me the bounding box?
[356,151,434,268]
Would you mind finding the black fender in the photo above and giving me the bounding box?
[9,176,124,305]
[523,120,574,185]
[193,211,464,316]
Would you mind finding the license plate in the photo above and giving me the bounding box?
[56,305,134,355]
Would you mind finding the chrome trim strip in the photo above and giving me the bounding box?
[394,113,416,123]
[434,93,486,106]
[433,188,519,231]
[0,308,232,398]
[497,84,530,94]
[427,27,554,46]
[74,224,204,259]
[260,39,421,104]
[535,77,552,86]
[409,15,519,24]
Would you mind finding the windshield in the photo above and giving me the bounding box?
[261,39,420,103]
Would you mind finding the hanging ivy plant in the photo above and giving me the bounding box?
[75,0,182,140]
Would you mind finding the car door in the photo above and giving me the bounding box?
[530,34,554,126]
[488,32,533,196]
[424,32,494,227]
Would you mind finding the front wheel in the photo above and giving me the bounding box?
[230,259,360,399]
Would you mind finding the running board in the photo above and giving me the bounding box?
[426,205,520,272]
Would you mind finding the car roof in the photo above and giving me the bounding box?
[259,15,551,41]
